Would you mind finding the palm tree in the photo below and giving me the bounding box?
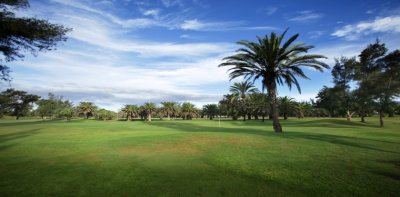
[142,102,157,122]
[160,101,178,120]
[121,104,139,121]
[203,104,219,120]
[296,102,313,118]
[77,102,97,119]
[249,93,270,121]
[278,96,297,120]
[219,30,329,132]
[219,94,240,120]
[229,81,259,121]
[181,102,198,120]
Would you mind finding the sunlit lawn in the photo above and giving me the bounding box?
[0,117,399,196]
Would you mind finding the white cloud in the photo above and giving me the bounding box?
[9,48,231,111]
[289,10,323,22]
[181,19,276,31]
[181,19,204,30]
[161,0,183,7]
[331,16,400,40]
[142,9,160,18]
[308,30,324,39]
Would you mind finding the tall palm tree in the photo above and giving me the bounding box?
[161,101,178,120]
[121,104,139,121]
[77,102,97,119]
[219,30,329,132]
[142,102,157,122]
[278,96,297,120]
[229,81,258,121]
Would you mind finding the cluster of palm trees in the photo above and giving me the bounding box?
[218,81,328,121]
[118,102,200,122]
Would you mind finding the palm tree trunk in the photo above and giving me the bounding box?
[284,112,288,120]
[379,111,384,127]
[267,82,282,133]
[148,113,152,122]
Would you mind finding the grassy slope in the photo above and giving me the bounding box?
[0,118,399,196]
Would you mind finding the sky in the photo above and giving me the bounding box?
[3,0,400,111]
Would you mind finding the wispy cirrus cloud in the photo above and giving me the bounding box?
[332,15,400,40]
[289,10,323,22]
[180,19,277,31]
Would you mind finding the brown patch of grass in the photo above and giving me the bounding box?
[116,135,263,156]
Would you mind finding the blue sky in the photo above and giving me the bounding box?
[4,0,400,110]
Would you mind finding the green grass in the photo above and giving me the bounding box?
[0,117,399,196]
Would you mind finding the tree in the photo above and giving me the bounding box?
[353,40,387,123]
[372,49,400,127]
[142,102,156,122]
[160,101,178,120]
[96,109,115,120]
[202,104,219,120]
[36,93,72,119]
[59,107,74,121]
[0,0,71,81]
[229,81,258,121]
[332,57,358,120]
[0,88,39,119]
[120,104,139,120]
[181,102,198,120]
[278,96,297,120]
[219,94,240,120]
[219,30,329,132]
[77,102,97,119]
[249,93,269,121]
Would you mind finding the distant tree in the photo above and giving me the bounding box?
[202,104,219,120]
[278,96,297,120]
[0,88,39,119]
[316,86,344,117]
[249,93,269,121]
[160,101,178,120]
[96,109,115,120]
[219,94,240,120]
[77,102,97,119]
[142,102,156,122]
[120,104,139,121]
[0,0,71,81]
[296,102,313,118]
[219,30,329,132]
[181,102,198,120]
[229,81,258,121]
[59,107,74,121]
[36,93,72,119]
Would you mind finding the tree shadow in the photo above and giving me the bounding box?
[0,129,41,151]
[282,118,379,128]
[283,131,400,154]
[149,121,399,154]
[0,119,62,127]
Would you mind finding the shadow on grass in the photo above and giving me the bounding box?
[0,128,41,151]
[149,121,399,154]
[370,170,400,181]
[281,118,378,128]
[0,119,63,127]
